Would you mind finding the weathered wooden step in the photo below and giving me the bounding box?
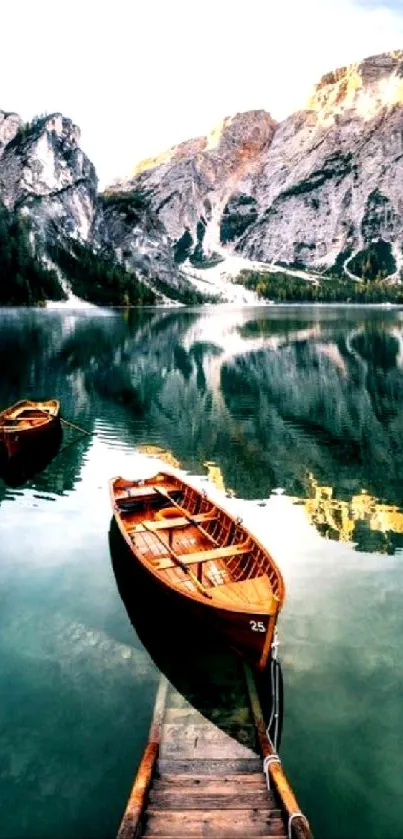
[160,723,259,760]
[154,774,268,791]
[148,791,279,810]
[158,758,263,775]
[142,809,286,836]
[164,706,252,726]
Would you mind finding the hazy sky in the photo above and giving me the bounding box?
[1,0,403,187]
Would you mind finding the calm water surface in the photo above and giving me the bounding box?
[1,305,403,839]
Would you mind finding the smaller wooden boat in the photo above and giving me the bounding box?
[110,471,285,671]
[0,399,61,460]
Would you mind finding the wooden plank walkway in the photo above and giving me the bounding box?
[117,652,313,839]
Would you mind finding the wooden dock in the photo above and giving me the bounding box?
[116,651,312,839]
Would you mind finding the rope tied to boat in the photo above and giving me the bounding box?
[267,629,281,750]
[271,630,280,660]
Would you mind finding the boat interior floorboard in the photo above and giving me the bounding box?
[112,474,283,617]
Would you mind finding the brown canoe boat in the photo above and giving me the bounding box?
[0,399,61,459]
[110,471,285,671]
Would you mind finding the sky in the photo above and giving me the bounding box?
[1,0,403,188]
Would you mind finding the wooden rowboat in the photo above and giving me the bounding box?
[0,399,61,460]
[110,471,285,671]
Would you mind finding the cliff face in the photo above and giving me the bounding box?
[0,113,97,242]
[0,111,22,152]
[107,111,277,267]
[92,193,189,300]
[236,51,403,273]
[0,113,187,301]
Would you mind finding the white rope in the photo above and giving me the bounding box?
[267,629,281,748]
[263,753,281,789]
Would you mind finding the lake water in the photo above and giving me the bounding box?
[0,304,402,839]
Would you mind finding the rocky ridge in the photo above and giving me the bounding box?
[1,50,403,305]
[118,52,403,283]
[107,111,277,265]
[108,50,403,287]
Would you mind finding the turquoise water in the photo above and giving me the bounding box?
[1,305,403,838]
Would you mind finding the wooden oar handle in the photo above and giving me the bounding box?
[142,520,212,599]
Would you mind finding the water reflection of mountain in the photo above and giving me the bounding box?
[301,476,403,555]
[0,425,92,499]
[220,320,403,504]
[2,306,403,518]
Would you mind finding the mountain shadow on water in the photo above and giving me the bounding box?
[108,518,283,751]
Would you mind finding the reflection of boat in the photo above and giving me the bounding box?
[109,514,284,752]
[0,421,62,488]
[109,471,285,671]
[0,399,60,460]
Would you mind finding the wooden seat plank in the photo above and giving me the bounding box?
[155,542,251,571]
[116,484,181,504]
[130,511,216,533]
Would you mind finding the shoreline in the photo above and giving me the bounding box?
[0,301,402,316]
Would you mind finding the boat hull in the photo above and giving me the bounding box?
[1,414,61,459]
[112,518,277,669]
[0,400,61,461]
[0,422,62,486]
[156,568,277,669]
[110,472,285,671]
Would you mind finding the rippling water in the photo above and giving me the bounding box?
[1,305,403,839]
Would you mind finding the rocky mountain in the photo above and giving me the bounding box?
[0,112,213,304]
[237,50,403,277]
[110,50,403,284]
[107,111,276,266]
[1,50,403,305]
[0,112,97,240]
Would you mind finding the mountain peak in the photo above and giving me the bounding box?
[128,110,275,178]
[306,49,403,123]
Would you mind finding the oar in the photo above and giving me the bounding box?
[142,520,212,600]
[153,484,220,546]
